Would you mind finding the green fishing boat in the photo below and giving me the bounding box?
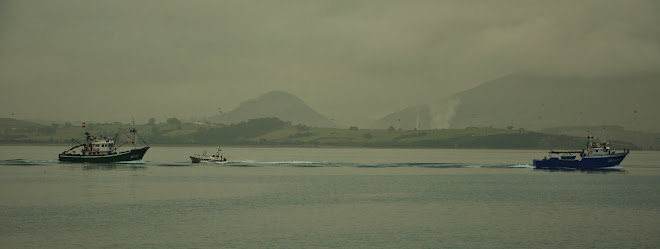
[59,128,149,163]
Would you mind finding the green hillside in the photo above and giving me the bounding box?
[542,125,660,150]
[0,118,46,130]
[1,117,639,150]
[246,126,635,150]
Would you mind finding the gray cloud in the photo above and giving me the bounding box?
[1,0,658,125]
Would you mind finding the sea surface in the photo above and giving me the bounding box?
[1,145,659,248]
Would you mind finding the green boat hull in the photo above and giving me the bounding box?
[59,147,150,163]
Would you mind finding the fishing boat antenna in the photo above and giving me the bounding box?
[118,128,133,147]
[128,117,149,148]
[137,131,149,147]
[131,128,138,149]
[132,116,137,148]
[117,118,149,149]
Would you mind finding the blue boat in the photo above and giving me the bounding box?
[533,135,629,169]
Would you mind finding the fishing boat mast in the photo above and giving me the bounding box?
[131,117,137,149]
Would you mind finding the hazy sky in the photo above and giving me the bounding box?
[1,0,658,126]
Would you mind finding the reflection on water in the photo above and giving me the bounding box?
[533,167,627,174]
[0,158,634,175]
[78,165,148,171]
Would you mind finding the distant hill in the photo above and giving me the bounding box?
[374,72,660,132]
[212,91,335,128]
[6,117,639,150]
[541,125,660,150]
[0,118,46,130]
[0,118,51,142]
[449,72,660,132]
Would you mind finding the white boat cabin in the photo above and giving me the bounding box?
[585,135,614,156]
[82,138,117,156]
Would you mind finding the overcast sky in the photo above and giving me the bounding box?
[1,0,658,125]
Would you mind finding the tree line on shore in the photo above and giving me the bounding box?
[0,117,640,150]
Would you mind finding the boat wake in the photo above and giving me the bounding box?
[0,159,57,166]
[219,160,535,169]
[0,159,572,170]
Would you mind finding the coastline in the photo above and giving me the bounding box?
[1,142,655,151]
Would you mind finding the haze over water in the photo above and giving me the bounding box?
[2,1,659,247]
[2,1,659,127]
[1,146,659,248]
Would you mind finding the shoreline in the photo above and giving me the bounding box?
[1,143,656,151]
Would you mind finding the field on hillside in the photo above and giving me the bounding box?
[0,118,642,150]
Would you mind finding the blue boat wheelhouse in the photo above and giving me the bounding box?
[533,135,629,169]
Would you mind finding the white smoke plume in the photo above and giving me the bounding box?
[429,97,461,129]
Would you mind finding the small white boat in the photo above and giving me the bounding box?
[190,146,227,163]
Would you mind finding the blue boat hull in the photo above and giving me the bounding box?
[533,152,628,169]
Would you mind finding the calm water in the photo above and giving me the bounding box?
[1,145,659,248]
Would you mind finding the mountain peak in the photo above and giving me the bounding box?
[215,91,335,127]
[259,90,298,99]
